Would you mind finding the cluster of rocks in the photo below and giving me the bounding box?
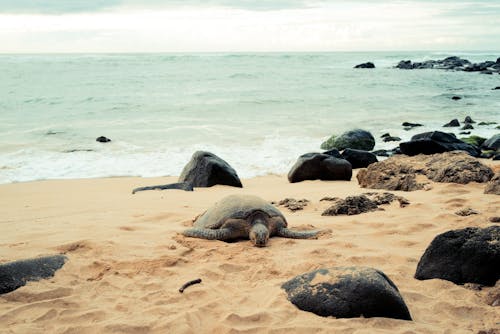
[396,56,500,74]
[276,198,310,212]
[321,192,409,216]
[282,225,499,320]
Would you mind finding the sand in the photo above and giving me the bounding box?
[0,167,499,333]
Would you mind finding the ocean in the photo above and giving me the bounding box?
[0,52,499,184]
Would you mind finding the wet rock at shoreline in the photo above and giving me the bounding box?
[461,123,474,130]
[443,119,460,127]
[395,56,500,74]
[96,136,111,143]
[459,135,486,147]
[178,151,242,188]
[288,153,352,183]
[482,134,500,151]
[415,226,500,286]
[464,116,475,124]
[354,62,375,69]
[321,129,375,151]
[399,131,481,157]
[402,122,423,128]
[282,266,412,320]
[340,148,378,169]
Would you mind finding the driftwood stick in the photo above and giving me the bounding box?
[179,278,202,293]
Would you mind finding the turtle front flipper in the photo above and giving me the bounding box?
[276,227,320,239]
[182,227,236,241]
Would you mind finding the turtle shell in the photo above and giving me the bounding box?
[194,194,287,229]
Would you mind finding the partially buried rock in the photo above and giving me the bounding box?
[282,266,412,320]
[0,255,67,294]
[96,136,111,143]
[424,151,493,184]
[288,153,352,183]
[322,195,378,216]
[415,226,500,286]
[484,172,500,195]
[178,151,242,188]
[399,131,481,157]
[357,160,424,191]
[455,208,479,216]
[443,119,460,127]
[340,148,378,169]
[278,198,309,212]
[354,62,375,69]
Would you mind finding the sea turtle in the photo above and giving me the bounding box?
[182,194,321,247]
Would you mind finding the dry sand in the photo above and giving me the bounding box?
[0,166,499,333]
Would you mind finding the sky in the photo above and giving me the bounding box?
[0,0,499,52]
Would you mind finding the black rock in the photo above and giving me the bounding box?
[415,226,500,286]
[381,133,391,138]
[493,86,500,90]
[493,153,500,161]
[96,136,111,143]
[459,131,471,135]
[354,62,375,69]
[402,122,423,128]
[461,123,474,130]
[341,148,378,169]
[288,153,352,183]
[399,131,481,157]
[332,129,376,151]
[396,60,414,70]
[371,149,390,157]
[497,57,500,64]
[451,96,462,100]
[383,136,401,142]
[132,182,194,194]
[464,116,475,123]
[282,266,412,320]
[322,149,342,159]
[443,119,460,127]
[481,70,493,75]
[178,151,242,188]
[0,255,67,294]
[482,134,500,151]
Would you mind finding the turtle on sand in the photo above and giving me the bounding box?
[182,194,322,247]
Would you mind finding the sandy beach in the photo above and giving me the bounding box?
[0,164,499,334]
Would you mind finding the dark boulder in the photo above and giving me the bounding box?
[96,136,111,143]
[459,135,486,147]
[354,62,375,69]
[461,123,474,130]
[282,266,412,320]
[443,119,460,127]
[451,96,462,100]
[288,153,352,183]
[332,129,375,151]
[464,116,475,124]
[341,148,378,169]
[322,149,342,159]
[396,60,414,69]
[493,86,500,90]
[399,131,481,157]
[415,226,500,286]
[178,151,242,188]
[482,134,500,151]
[383,136,401,142]
[0,255,67,294]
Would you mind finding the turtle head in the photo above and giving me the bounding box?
[249,214,270,247]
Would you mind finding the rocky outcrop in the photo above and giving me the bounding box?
[354,62,375,69]
[178,151,242,188]
[399,131,481,157]
[482,134,500,151]
[415,226,500,286]
[424,152,493,184]
[396,56,500,74]
[282,266,412,320]
[0,255,67,294]
[485,173,500,195]
[288,153,352,183]
[340,148,378,169]
[357,152,493,191]
[96,136,111,143]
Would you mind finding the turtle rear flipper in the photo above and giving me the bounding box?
[276,227,320,239]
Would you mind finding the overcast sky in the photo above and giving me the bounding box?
[1,0,499,52]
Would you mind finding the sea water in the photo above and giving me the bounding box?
[0,52,499,183]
